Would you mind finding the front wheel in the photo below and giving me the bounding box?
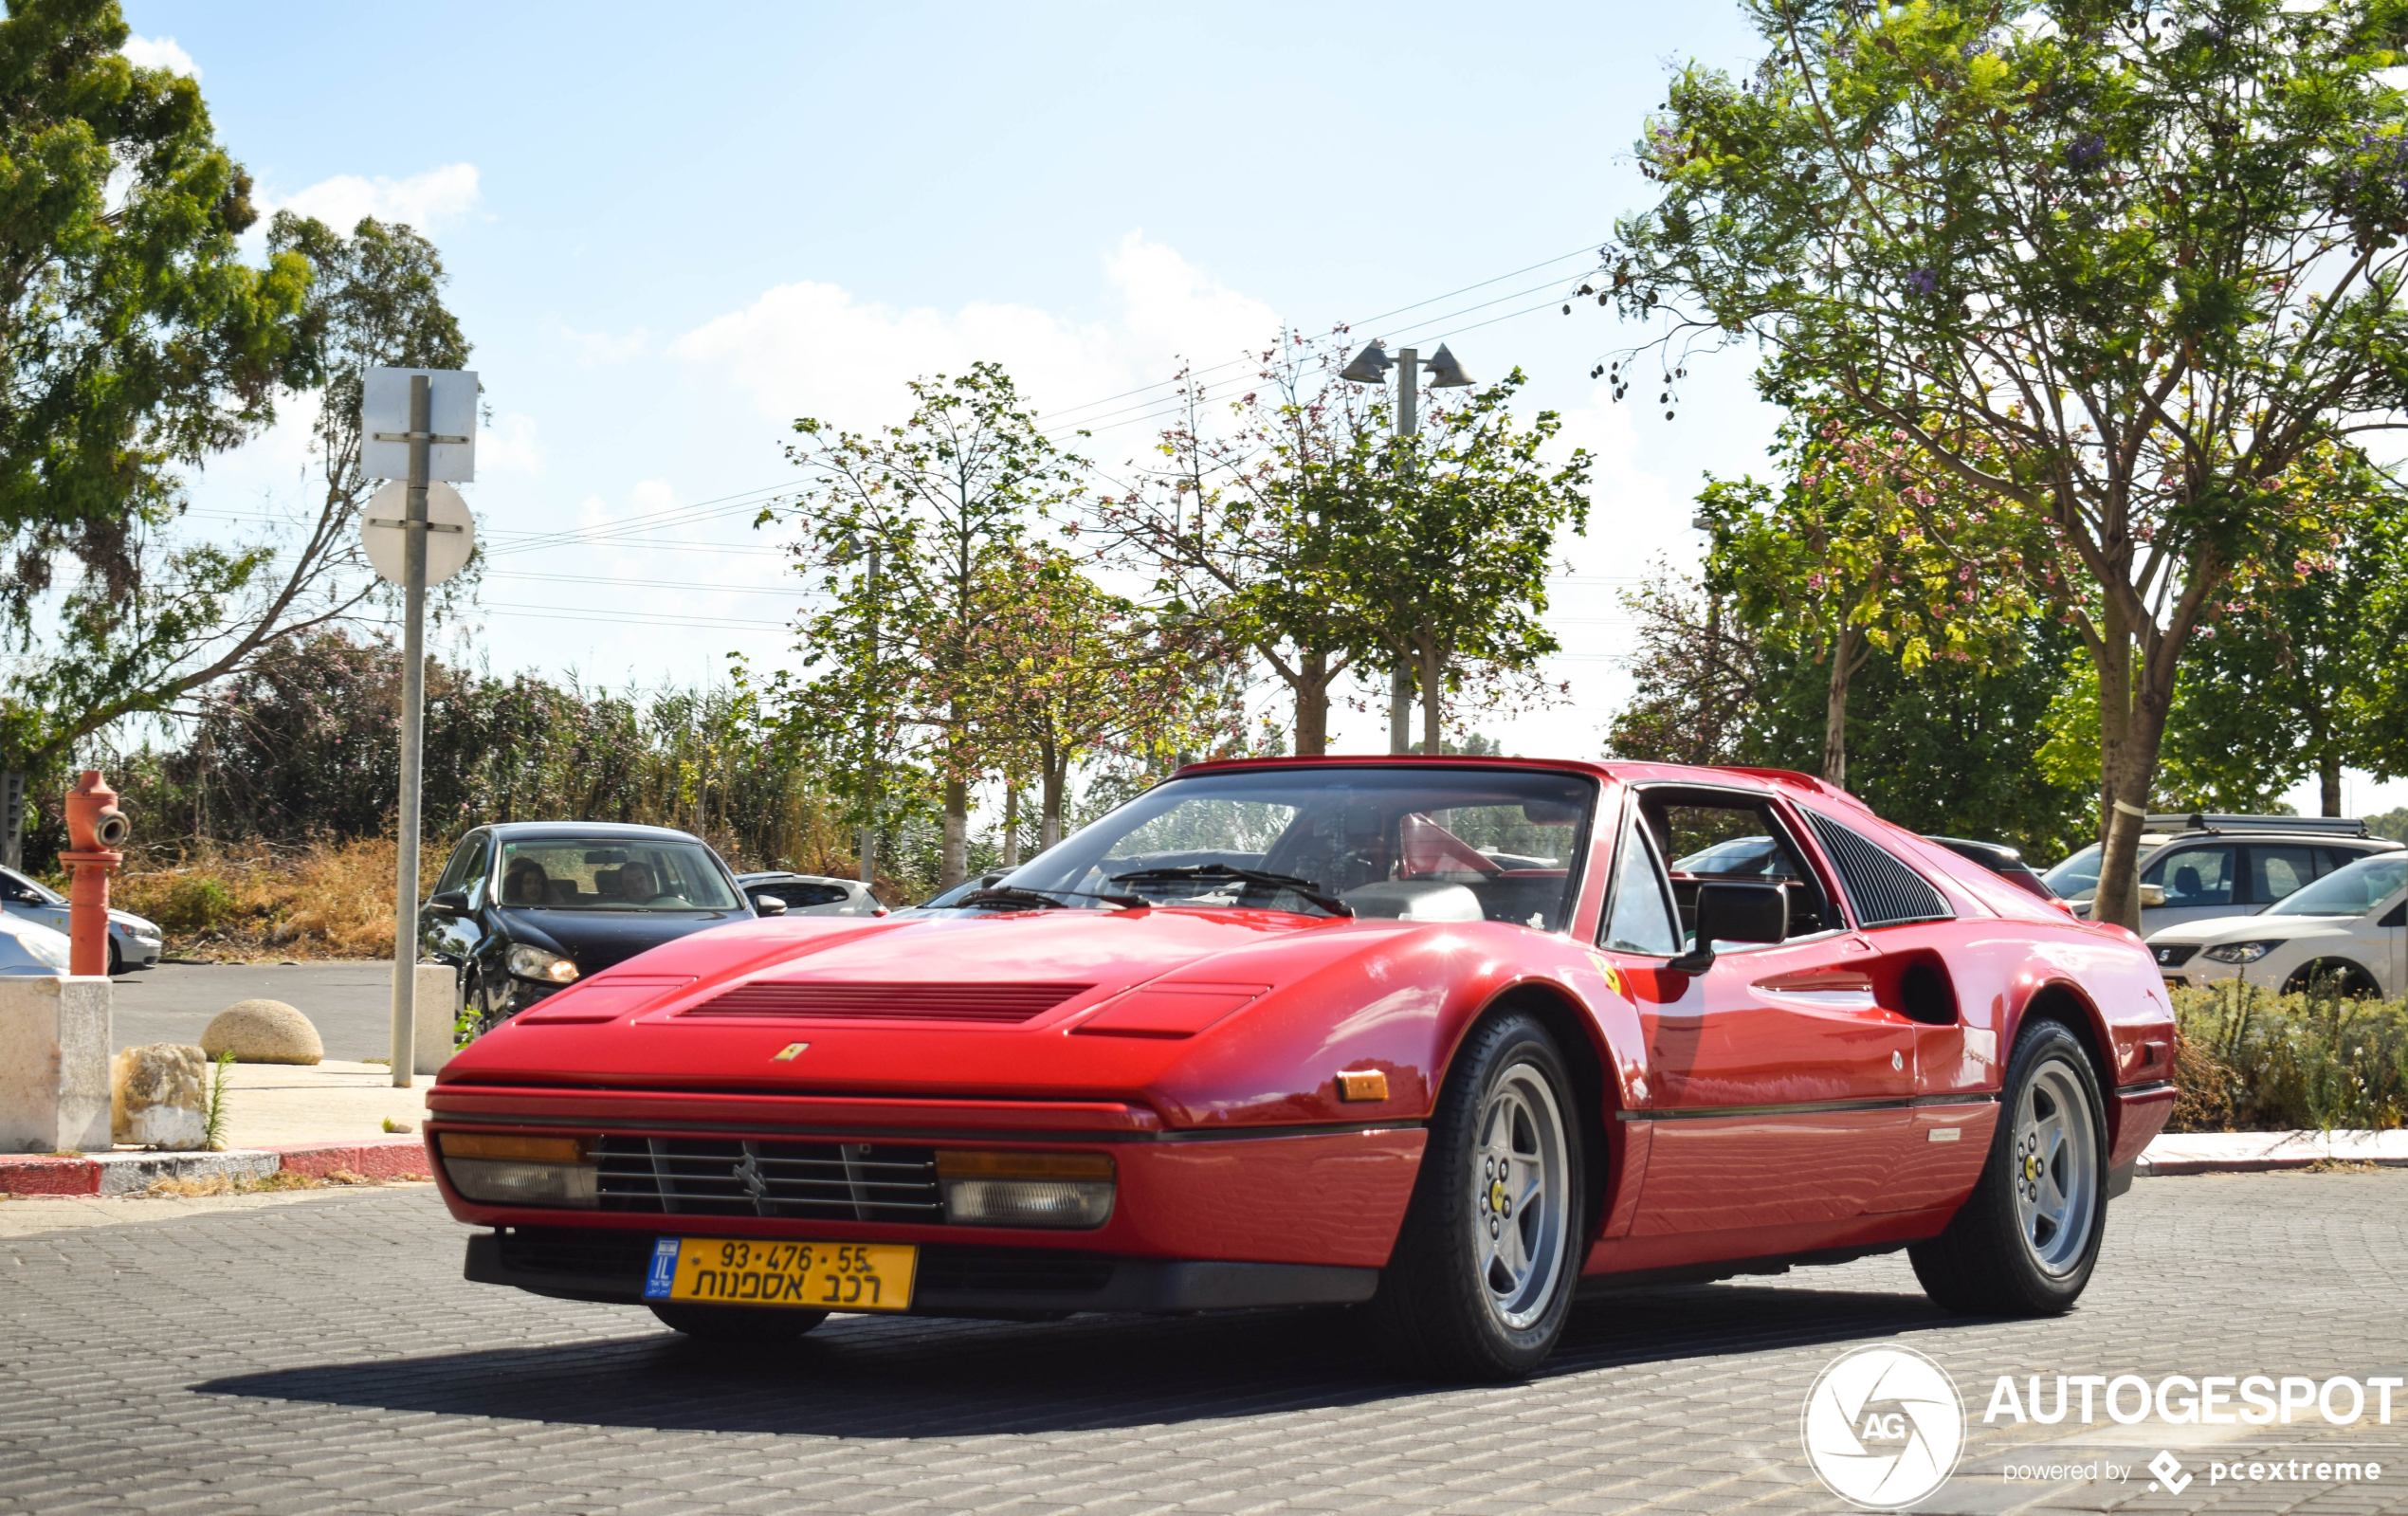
[1370,1011,1583,1380]
[648,1303,827,1342]
[1910,1019,2107,1316]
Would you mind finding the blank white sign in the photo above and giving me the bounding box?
[362,481,476,586]
[360,367,479,482]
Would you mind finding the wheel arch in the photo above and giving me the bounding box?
[1443,977,1616,1245]
[2281,957,2378,995]
[2010,977,2119,1148]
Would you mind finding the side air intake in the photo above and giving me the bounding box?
[679,981,1090,1023]
[1805,813,1953,928]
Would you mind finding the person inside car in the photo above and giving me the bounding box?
[616,862,662,904]
[502,861,551,906]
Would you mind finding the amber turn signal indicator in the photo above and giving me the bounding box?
[935,1149,1114,1180]
[1335,1069,1389,1102]
[437,1132,591,1164]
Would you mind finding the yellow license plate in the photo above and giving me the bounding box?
[643,1236,916,1312]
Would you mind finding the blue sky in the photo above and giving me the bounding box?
[123,2,2391,821]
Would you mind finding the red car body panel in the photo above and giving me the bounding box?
[428,757,2175,1302]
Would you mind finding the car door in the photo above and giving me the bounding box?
[2372,894,2406,996]
[1603,789,1916,1238]
[422,831,491,968]
[0,867,61,935]
[2139,843,2238,934]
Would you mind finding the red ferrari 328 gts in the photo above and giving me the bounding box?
[426,758,2177,1379]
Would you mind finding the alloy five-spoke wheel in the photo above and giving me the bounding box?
[1470,1063,1571,1330]
[1372,1011,1585,1379]
[2010,1056,2098,1277]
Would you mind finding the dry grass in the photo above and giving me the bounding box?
[138,1168,409,1197]
[2169,981,2408,1132]
[106,837,399,960]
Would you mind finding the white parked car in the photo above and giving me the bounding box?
[0,911,71,975]
[2144,852,2408,997]
[0,864,161,972]
[733,870,885,918]
[2043,813,2401,938]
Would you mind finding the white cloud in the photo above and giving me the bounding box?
[669,231,1280,437]
[122,35,197,77]
[270,163,481,234]
[477,412,545,477]
[559,325,649,367]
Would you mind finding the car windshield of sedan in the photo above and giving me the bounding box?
[492,840,739,911]
[996,766,1596,930]
[2264,853,2408,917]
[2041,844,2101,900]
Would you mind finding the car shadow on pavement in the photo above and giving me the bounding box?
[196,1281,1985,1437]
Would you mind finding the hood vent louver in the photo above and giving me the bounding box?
[679,980,1092,1024]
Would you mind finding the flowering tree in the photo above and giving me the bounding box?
[1605,0,2408,928]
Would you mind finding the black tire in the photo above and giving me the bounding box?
[466,970,507,1039]
[1370,1011,1585,1380]
[1911,1018,2108,1316]
[648,1303,827,1342]
[2283,959,2380,998]
[108,940,122,977]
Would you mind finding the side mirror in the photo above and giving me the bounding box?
[751,894,789,917]
[427,889,470,918]
[2138,884,2167,907]
[1669,882,1789,974]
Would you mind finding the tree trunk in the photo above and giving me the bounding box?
[1001,786,1020,868]
[1292,649,1333,757]
[1041,741,1067,851]
[940,777,968,889]
[1389,654,1413,755]
[2089,603,2172,934]
[2322,748,2343,817]
[1822,626,1859,791]
[1421,639,1444,758]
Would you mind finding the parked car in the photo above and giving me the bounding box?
[1925,836,2059,902]
[0,864,162,973]
[2145,851,2408,996]
[426,757,2173,1381]
[735,871,885,918]
[2041,813,2400,936]
[421,822,769,1036]
[0,911,72,975]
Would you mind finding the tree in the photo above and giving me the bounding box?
[772,363,1082,888]
[1605,0,2408,929]
[0,212,469,855]
[1699,413,2034,789]
[1604,566,1763,765]
[1340,369,1592,756]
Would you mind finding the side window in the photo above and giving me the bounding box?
[2247,846,2318,905]
[434,834,491,906]
[0,870,39,904]
[2142,845,2234,907]
[1601,814,1681,957]
[1647,792,1835,941]
[1802,813,1952,927]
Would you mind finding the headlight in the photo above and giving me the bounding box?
[438,1132,595,1207]
[2202,941,2280,964]
[938,1150,1114,1228]
[506,944,580,983]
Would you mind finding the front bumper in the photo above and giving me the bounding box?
[466,1226,1377,1316]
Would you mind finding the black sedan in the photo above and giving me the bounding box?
[421,822,770,1036]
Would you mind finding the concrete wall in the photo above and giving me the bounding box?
[0,976,113,1152]
[413,962,460,1077]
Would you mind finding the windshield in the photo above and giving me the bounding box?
[994,766,1596,930]
[2265,853,2408,917]
[2041,844,2101,900]
[493,838,739,911]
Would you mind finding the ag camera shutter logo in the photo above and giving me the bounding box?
[1801,1345,1967,1508]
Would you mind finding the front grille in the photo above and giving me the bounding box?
[679,980,1090,1023]
[498,1226,659,1280]
[596,1136,943,1220]
[920,1245,1117,1295]
[2155,943,2200,967]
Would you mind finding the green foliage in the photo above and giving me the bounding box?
[2368,808,2408,844]
[148,873,233,934]
[2171,981,2408,1132]
[201,1050,233,1151]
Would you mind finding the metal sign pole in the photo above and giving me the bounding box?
[387,375,432,1087]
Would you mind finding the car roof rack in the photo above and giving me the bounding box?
[2144,813,2371,837]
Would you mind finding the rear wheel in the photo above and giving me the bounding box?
[1370,1011,1583,1380]
[648,1303,827,1342]
[1910,1019,2107,1316]
[2282,959,2380,998]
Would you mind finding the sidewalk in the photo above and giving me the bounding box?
[2134,1127,2408,1175]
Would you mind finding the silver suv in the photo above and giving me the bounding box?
[2042,814,2404,937]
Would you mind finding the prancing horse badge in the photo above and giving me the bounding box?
[772,1042,810,1061]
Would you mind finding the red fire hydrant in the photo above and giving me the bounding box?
[62,770,130,977]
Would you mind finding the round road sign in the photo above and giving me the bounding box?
[361,481,475,586]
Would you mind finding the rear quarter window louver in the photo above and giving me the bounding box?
[1805,813,1953,928]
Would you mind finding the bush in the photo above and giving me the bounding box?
[110,838,401,959]
[2168,981,2408,1132]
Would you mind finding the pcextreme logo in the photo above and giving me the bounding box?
[1801,1345,1967,1509]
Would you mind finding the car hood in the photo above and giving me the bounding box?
[2150,913,2347,945]
[492,904,753,974]
[442,904,1384,1105]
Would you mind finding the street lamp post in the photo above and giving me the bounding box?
[1339,339,1475,754]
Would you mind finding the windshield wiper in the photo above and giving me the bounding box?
[1107,864,1353,918]
[957,885,1146,911]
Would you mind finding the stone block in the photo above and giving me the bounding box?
[413,962,460,1076]
[0,975,111,1153]
[111,1043,209,1150]
[200,998,323,1065]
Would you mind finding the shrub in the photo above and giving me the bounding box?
[2168,981,2408,1132]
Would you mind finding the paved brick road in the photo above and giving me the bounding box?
[4,1174,2403,1515]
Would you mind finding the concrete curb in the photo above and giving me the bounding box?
[2134,1128,2408,1177]
[0,1135,429,1196]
